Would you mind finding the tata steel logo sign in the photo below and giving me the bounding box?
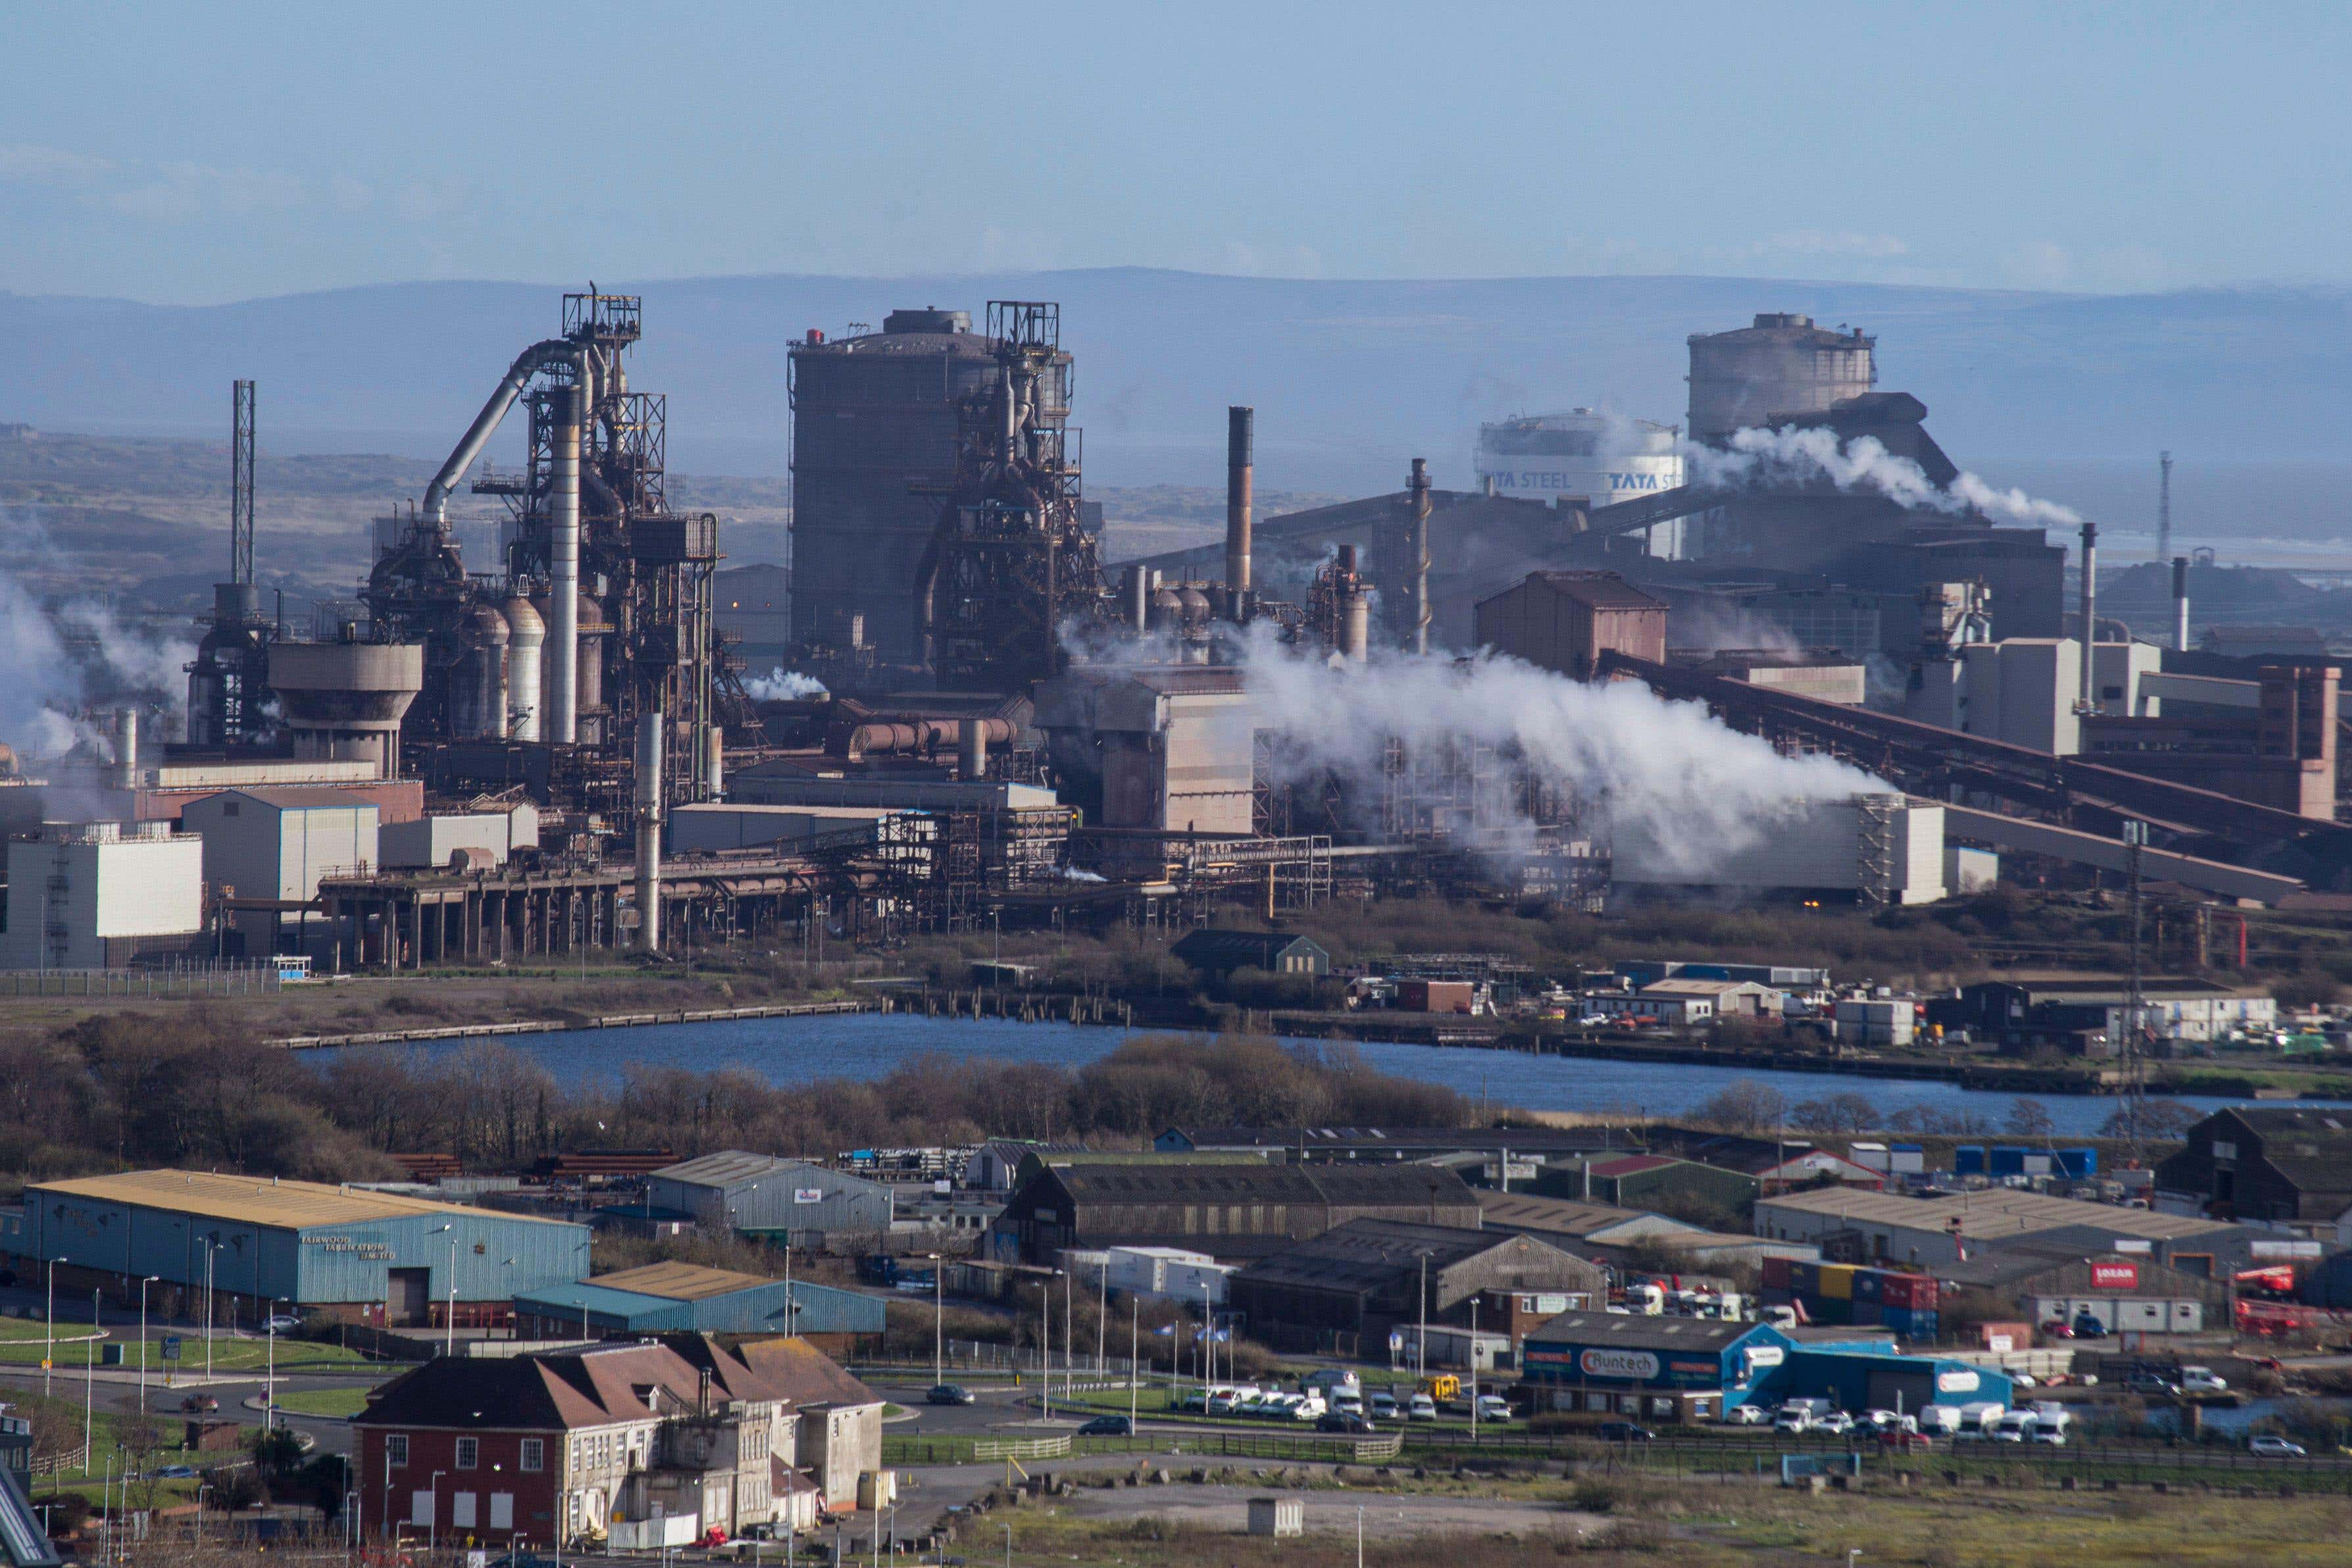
[2090,1261,2139,1290]
[1579,1348,1661,1380]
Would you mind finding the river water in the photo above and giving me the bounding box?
[399,1013,2327,1137]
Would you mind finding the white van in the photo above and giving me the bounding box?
[1992,1410,2034,1442]
[1955,1402,2005,1440]
[1914,1406,1960,1438]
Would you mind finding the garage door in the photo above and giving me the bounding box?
[388,1268,431,1327]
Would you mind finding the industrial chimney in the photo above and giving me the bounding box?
[2076,519,2098,711]
[1225,406,1254,615]
[548,383,583,744]
[1406,458,1432,655]
[2172,554,2190,653]
[634,715,664,955]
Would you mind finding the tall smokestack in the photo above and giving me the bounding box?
[2157,451,2173,564]
[114,709,139,791]
[1225,406,1254,615]
[2172,554,2191,654]
[2077,519,2098,711]
[1406,458,1432,655]
[1336,544,1369,665]
[1124,563,1148,632]
[634,714,664,955]
[548,383,582,744]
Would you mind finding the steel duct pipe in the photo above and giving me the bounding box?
[2076,519,2098,711]
[548,381,582,744]
[420,339,573,526]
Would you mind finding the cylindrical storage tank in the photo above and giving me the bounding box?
[450,604,510,740]
[706,725,725,799]
[1687,313,1877,442]
[114,709,139,789]
[789,309,1070,661]
[957,716,988,780]
[1148,586,1184,631]
[503,596,545,742]
[1474,409,1685,506]
[1340,592,1370,664]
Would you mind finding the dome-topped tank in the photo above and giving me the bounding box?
[502,596,546,742]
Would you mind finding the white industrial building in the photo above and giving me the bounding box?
[1101,1245,1234,1304]
[1909,637,2161,755]
[1034,667,1256,836]
[179,787,379,953]
[1612,793,1947,906]
[0,822,204,970]
[379,803,539,868]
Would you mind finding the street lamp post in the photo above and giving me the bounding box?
[1128,1297,1139,1429]
[137,1276,159,1412]
[1416,1251,1431,1387]
[84,1289,97,1461]
[1470,1298,1480,1440]
[1097,1263,1108,1375]
[427,1470,446,1550]
[266,1295,289,1423]
[432,1225,459,1356]
[927,1253,944,1389]
[43,1256,65,1398]
[203,1241,220,1383]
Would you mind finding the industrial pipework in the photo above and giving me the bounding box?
[420,339,576,528]
[2076,519,2098,711]
[2172,554,2190,653]
[114,709,139,790]
[635,715,664,955]
[1226,406,1254,611]
[1406,458,1432,655]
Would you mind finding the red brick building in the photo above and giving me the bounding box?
[351,1335,880,1548]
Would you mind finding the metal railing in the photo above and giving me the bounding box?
[0,964,282,997]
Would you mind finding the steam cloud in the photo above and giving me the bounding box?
[1686,425,2082,530]
[1235,626,1876,874]
[744,667,828,701]
[0,506,195,759]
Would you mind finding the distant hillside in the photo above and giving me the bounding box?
[5,268,2351,506]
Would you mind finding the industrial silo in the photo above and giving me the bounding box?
[1687,313,1876,444]
[788,307,1070,662]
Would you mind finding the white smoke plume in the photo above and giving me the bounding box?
[744,667,828,701]
[0,506,195,760]
[1236,625,1876,875]
[1685,425,2082,530]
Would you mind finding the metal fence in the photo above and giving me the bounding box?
[0,964,283,997]
[886,1429,1401,1467]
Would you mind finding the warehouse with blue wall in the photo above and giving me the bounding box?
[17,1170,589,1327]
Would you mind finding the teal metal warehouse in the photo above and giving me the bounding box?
[17,1170,590,1329]
[511,1261,884,1348]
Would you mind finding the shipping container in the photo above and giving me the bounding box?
[1954,1147,1987,1177]
[1989,1147,2028,1178]
[1854,1270,1884,1304]
[1818,1265,1855,1301]
[2053,1149,2098,1179]
[1852,1302,1883,1327]
[1762,1256,1792,1291]
[1787,1262,1817,1292]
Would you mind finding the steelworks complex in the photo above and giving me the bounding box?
[6,294,2351,974]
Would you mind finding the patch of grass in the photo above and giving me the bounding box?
[267,1385,376,1419]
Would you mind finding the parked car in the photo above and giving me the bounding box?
[2126,1374,2184,1398]
[1316,1412,1378,1435]
[1406,1394,1439,1421]
[1474,1394,1512,1424]
[1078,1415,1134,1436]
[2037,1320,2075,1340]
[1875,1430,1932,1452]
[2009,1372,2038,1389]
[152,1465,198,1479]
[1367,1392,1399,1420]
[927,1385,976,1406]
[2249,1434,2307,1458]
[1595,1421,1654,1442]
[261,1314,302,1335]
[2180,1367,2228,1394]
[1815,1410,1855,1435]
[1723,1404,1771,1426]
[180,1395,218,1414]
[2071,1311,2109,1339]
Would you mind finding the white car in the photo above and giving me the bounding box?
[1368,1392,1399,1420]
[1407,1394,1439,1421]
[2249,1434,2307,1458]
[262,1314,301,1335]
[1814,1410,1854,1435]
[2181,1367,2228,1394]
[1723,1404,1771,1426]
[1474,1394,1512,1423]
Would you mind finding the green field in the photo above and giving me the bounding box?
[267,1386,377,1419]
[0,1317,379,1374]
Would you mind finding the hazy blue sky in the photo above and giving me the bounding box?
[3,1,2341,304]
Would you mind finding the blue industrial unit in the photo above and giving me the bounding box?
[20,1170,590,1326]
[1954,1145,2096,1179]
[1522,1310,2011,1423]
[512,1262,883,1340]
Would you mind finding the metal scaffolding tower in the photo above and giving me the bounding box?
[231,379,256,586]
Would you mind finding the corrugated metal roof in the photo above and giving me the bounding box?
[204,787,382,811]
[1528,571,1666,611]
[593,1262,777,1302]
[1525,1309,1758,1352]
[1758,1186,2238,1241]
[32,1169,570,1230]
[652,1151,809,1189]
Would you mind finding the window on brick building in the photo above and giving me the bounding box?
[520,1438,544,1473]
[456,1437,479,1469]
[387,1434,409,1468]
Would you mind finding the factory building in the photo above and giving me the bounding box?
[1936,977,2276,1055]
[2155,1107,2352,1231]
[992,1160,1481,1264]
[789,308,1065,661]
[645,1152,894,1245]
[15,1169,590,1327]
[1611,793,1946,907]
[0,822,204,970]
[509,1262,882,1348]
[667,803,905,854]
[1935,1247,2231,1337]
[1230,1220,1606,1356]
[1034,665,1257,836]
[180,787,380,953]
[1753,1187,2261,1275]
[1474,571,1667,680]
[1687,314,1877,443]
